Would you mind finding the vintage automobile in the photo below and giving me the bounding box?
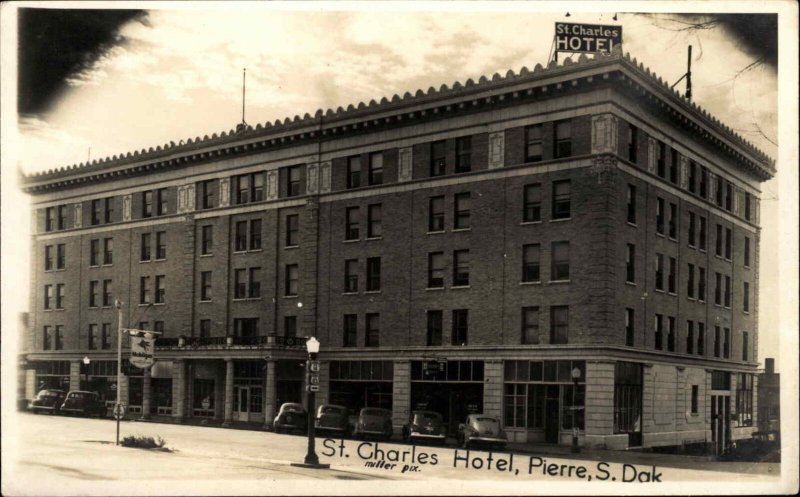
[29,389,67,415]
[457,414,507,449]
[59,391,107,418]
[402,410,447,445]
[273,403,308,434]
[315,404,351,435]
[353,407,393,440]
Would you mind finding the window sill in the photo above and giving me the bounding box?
[450,285,470,290]
[364,290,382,295]
[138,303,152,307]
[668,292,677,297]
[199,254,214,258]
[232,297,263,302]
[426,231,445,236]
[425,287,445,291]
[233,249,263,255]
[654,288,665,294]
[89,264,101,269]
[548,279,571,284]
[342,292,359,296]
[365,236,383,241]
[743,265,751,270]
[520,281,541,286]
[153,303,166,306]
[153,259,166,262]
[668,237,678,243]
[655,232,665,238]
[626,222,637,228]
[688,297,696,302]
[198,299,212,303]
[139,259,152,264]
[743,311,750,315]
[452,228,471,233]
[549,217,572,223]
[283,295,298,299]
[625,281,637,287]
[688,244,696,250]
[343,239,360,244]
[520,221,542,226]
[284,245,299,250]
[44,269,67,273]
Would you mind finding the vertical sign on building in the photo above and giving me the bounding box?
[555,22,622,55]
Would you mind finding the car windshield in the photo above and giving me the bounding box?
[36,390,62,398]
[413,412,440,424]
[68,392,93,399]
[282,404,303,413]
[362,408,389,417]
[472,417,500,430]
[320,406,344,415]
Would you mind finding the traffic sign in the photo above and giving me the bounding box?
[307,384,320,392]
[308,360,320,373]
[113,403,127,420]
[309,375,320,385]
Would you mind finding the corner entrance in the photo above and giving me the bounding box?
[410,360,484,436]
[233,385,264,423]
[711,394,731,455]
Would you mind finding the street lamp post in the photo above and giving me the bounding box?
[291,336,329,469]
[570,366,581,454]
[82,356,90,389]
[115,299,123,446]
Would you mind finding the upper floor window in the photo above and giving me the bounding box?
[725,182,733,211]
[43,326,53,350]
[455,136,472,173]
[550,306,569,344]
[344,259,359,293]
[156,188,168,216]
[154,231,166,260]
[234,219,262,252]
[668,202,678,239]
[699,166,708,198]
[522,306,540,344]
[668,257,677,294]
[523,184,541,223]
[522,244,541,283]
[200,179,215,209]
[454,193,470,229]
[142,190,153,218]
[44,284,54,310]
[367,204,382,238]
[724,227,732,260]
[550,241,570,281]
[44,245,53,271]
[669,149,679,184]
[428,196,445,232]
[285,214,299,247]
[715,224,723,257]
[89,239,100,266]
[285,264,299,296]
[45,207,56,232]
[427,252,444,288]
[201,225,213,255]
[284,316,297,337]
[654,314,664,350]
[426,310,442,346]
[91,199,102,225]
[744,192,752,221]
[286,166,302,197]
[451,309,468,345]
[249,267,262,298]
[453,249,470,287]
[625,243,635,283]
[155,275,166,304]
[625,308,635,346]
[744,236,751,267]
[430,140,446,177]
[235,172,264,204]
[656,141,666,178]
[554,120,572,158]
[345,207,360,240]
[525,124,543,162]
[552,180,571,219]
[656,197,665,235]
[743,282,750,312]
[688,160,697,194]
[368,152,384,185]
[102,279,112,307]
[626,184,636,224]
[655,253,664,291]
[627,123,637,163]
[699,216,707,251]
[139,276,151,304]
[688,212,696,247]
[366,257,381,292]
[347,156,361,189]
[343,314,357,347]
[365,313,380,347]
[200,271,212,301]
[103,238,113,265]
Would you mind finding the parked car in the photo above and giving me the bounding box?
[457,414,507,449]
[29,389,67,415]
[402,410,447,445]
[59,391,107,418]
[273,403,307,434]
[315,404,351,435]
[354,407,393,440]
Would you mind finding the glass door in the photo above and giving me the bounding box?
[235,386,249,422]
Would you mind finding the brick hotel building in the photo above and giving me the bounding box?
[19,49,774,452]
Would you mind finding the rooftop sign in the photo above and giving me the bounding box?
[555,22,622,54]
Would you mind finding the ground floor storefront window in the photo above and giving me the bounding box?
[736,373,753,427]
[193,379,215,417]
[276,360,303,407]
[330,361,394,412]
[35,361,70,392]
[233,360,264,423]
[614,362,643,447]
[410,360,484,435]
[151,378,172,415]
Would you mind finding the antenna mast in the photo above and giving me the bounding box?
[241,68,247,126]
[670,45,693,101]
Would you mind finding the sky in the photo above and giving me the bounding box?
[1,2,795,371]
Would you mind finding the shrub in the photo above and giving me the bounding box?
[121,434,168,450]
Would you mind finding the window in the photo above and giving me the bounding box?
[199,319,211,338]
[655,253,664,291]
[550,306,568,344]
[58,205,67,229]
[654,314,663,350]
[100,238,113,265]
[430,140,446,176]
[101,323,112,349]
[90,239,100,266]
[367,204,382,238]
[234,269,246,299]
[743,282,750,312]
[523,184,541,222]
[669,149,678,184]
[552,180,571,219]
[103,197,114,223]
[744,192,752,221]
[715,224,723,257]
[233,318,258,338]
[454,193,470,229]
[715,176,724,206]
[347,156,361,189]
[668,257,677,294]
[153,321,165,334]
[687,263,695,298]
[714,326,721,357]
[626,244,636,283]
[156,188,168,215]
[698,267,706,301]
[200,271,212,301]
[344,259,359,293]
[285,214,299,247]
[201,225,213,255]
[667,316,676,352]
[724,275,731,307]
[714,272,722,305]
[688,160,697,194]
[736,373,753,426]
[88,281,98,308]
[699,167,708,198]
[686,321,695,354]
[625,308,635,346]
[656,198,665,235]
[248,267,261,298]
[522,244,541,283]
[44,245,54,271]
[550,241,570,281]
[427,252,444,288]
[155,231,166,259]
[452,309,468,345]
[725,182,733,211]
[668,202,678,239]
[343,314,357,347]
[691,385,699,414]
[44,285,53,310]
[428,196,445,232]
[627,184,636,224]
[56,244,66,270]
[554,120,572,158]
[455,136,472,172]
[742,332,749,361]
[346,207,360,240]
[369,152,384,185]
[744,236,751,267]
[155,275,165,304]
[365,313,380,347]
[453,249,470,286]
[285,264,298,296]
[627,123,637,162]
[657,141,666,177]
[235,173,264,204]
[699,216,707,251]
[102,280,112,307]
[56,284,66,309]
[43,326,52,350]
[235,221,247,252]
[234,220,261,251]
[698,322,705,355]
[200,179,215,209]
[88,324,98,350]
[725,228,732,260]
[286,166,301,197]
[45,207,55,232]
[91,199,102,225]
[284,316,297,337]
[140,277,150,304]
[525,124,543,162]
[723,328,730,358]
[522,307,540,344]
[366,257,381,292]
[137,233,150,262]
[250,219,262,250]
[688,212,696,247]
[427,311,443,346]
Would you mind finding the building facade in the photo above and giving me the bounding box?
[20,49,774,451]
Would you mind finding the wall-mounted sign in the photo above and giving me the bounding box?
[555,22,622,54]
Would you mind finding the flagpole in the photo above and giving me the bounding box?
[115,299,123,446]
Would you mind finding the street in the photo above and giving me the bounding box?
[3,412,780,495]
